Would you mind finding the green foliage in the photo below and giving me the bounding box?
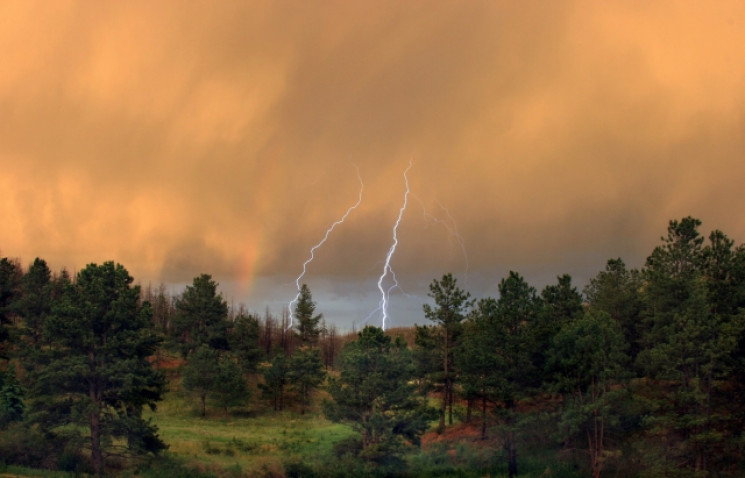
[294,284,323,345]
[288,346,325,414]
[422,273,473,430]
[0,422,61,469]
[171,274,229,357]
[212,355,249,415]
[0,257,22,356]
[495,271,542,393]
[413,324,443,395]
[13,258,53,350]
[584,258,644,365]
[325,326,436,465]
[455,298,501,437]
[228,312,262,374]
[26,261,166,475]
[7,216,745,476]
[182,346,248,417]
[129,454,216,478]
[422,273,473,328]
[182,345,220,417]
[548,310,630,477]
[260,353,289,411]
[635,217,745,474]
[0,366,24,426]
[536,274,583,375]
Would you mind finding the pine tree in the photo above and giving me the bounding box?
[294,284,322,346]
[455,297,501,438]
[27,262,165,475]
[422,273,472,431]
[171,274,229,357]
[288,346,325,414]
[0,257,21,358]
[260,354,289,411]
[324,326,435,465]
[494,271,541,478]
[548,310,629,478]
[228,312,262,374]
[637,218,743,473]
[0,366,24,427]
[182,345,220,417]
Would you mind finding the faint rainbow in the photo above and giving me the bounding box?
[233,151,284,300]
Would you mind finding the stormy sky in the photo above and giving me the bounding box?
[2,1,744,329]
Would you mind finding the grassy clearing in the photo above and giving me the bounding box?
[0,470,73,478]
[144,388,355,475]
[140,386,582,478]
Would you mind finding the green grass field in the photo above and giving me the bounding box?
[1,376,580,477]
[135,387,580,478]
[140,385,357,476]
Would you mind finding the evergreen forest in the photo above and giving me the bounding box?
[1,216,745,477]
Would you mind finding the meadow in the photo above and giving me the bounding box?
[142,386,357,476]
[130,383,579,478]
[0,384,581,478]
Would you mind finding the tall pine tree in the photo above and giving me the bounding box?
[28,262,166,475]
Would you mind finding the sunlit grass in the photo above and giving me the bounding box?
[0,466,77,478]
[144,387,356,475]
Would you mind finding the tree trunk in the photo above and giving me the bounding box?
[506,432,517,478]
[448,383,454,426]
[441,331,450,432]
[89,353,103,476]
[588,403,604,478]
[90,409,103,476]
[301,385,307,415]
[481,394,487,439]
[200,391,207,417]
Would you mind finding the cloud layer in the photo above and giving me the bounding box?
[2,1,744,327]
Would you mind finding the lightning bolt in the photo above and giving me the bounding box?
[375,161,412,330]
[435,201,470,278]
[412,195,470,279]
[288,164,364,329]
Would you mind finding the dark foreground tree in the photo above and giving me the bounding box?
[293,284,323,346]
[212,355,249,416]
[324,326,435,466]
[0,257,22,357]
[171,274,229,357]
[260,354,289,411]
[228,312,262,374]
[182,345,248,417]
[494,271,541,478]
[637,218,744,474]
[548,310,629,478]
[0,366,24,427]
[181,345,220,417]
[456,298,501,438]
[422,273,472,431]
[28,262,166,476]
[288,346,325,414]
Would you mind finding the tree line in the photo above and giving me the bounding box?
[412,216,745,477]
[1,216,744,476]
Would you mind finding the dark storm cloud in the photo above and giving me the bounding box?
[2,1,744,326]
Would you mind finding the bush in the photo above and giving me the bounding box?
[284,460,317,478]
[57,451,92,474]
[0,423,60,469]
[332,436,362,459]
[130,455,215,478]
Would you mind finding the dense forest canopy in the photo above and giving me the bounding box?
[1,216,745,477]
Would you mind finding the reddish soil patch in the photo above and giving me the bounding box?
[150,356,183,369]
[421,422,492,450]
